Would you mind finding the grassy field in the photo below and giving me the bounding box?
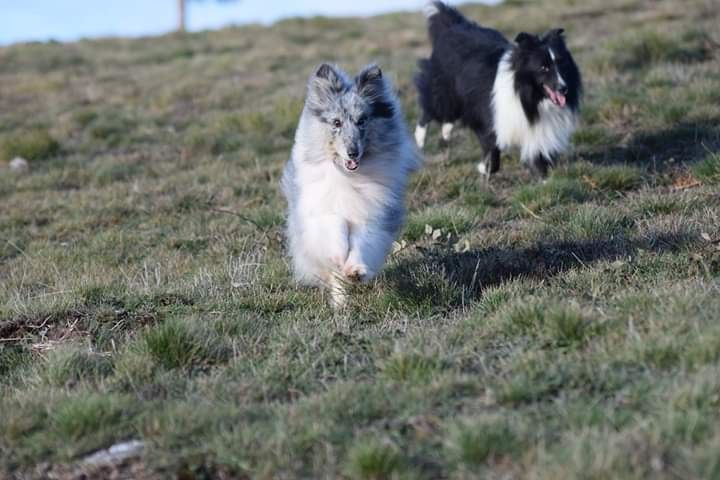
[1,0,720,477]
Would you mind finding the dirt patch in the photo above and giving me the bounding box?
[0,309,87,348]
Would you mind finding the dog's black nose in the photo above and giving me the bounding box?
[558,85,568,95]
[347,147,359,159]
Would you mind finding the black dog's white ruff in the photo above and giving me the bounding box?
[414,1,582,178]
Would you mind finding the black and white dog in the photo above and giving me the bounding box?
[414,1,582,178]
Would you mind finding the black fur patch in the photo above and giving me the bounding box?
[515,32,540,48]
[371,100,395,119]
[513,72,543,124]
[542,28,565,41]
[510,45,551,124]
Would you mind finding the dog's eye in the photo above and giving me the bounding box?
[333,119,342,128]
[356,117,366,126]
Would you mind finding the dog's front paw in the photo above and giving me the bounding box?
[342,262,368,283]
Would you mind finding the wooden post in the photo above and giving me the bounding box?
[178,0,186,32]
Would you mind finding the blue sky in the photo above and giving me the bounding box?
[0,1,492,46]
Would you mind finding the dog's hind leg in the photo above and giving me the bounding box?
[415,124,428,149]
[414,111,432,149]
[440,123,454,163]
[475,132,501,180]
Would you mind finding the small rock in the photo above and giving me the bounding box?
[82,440,145,467]
[651,454,664,472]
[9,157,29,173]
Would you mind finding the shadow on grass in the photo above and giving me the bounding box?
[385,231,698,312]
[578,122,720,169]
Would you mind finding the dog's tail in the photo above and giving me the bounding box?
[425,2,467,45]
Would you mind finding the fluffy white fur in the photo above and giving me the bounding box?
[492,51,578,165]
[282,68,420,308]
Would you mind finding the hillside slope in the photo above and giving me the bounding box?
[1,0,720,478]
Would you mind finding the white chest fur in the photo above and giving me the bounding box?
[491,51,577,162]
[295,161,388,226]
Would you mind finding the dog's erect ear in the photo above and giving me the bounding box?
[355,64,385,100]
[356,64,383,89]
[515,32,540,48]
[542,28,565,42]
[355,64,394,119]
[307,64,346,117]
[316,63,336,80]
[312,63,345,93]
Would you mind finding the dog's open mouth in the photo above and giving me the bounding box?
[344,159,359,171]
[544,85,567,108]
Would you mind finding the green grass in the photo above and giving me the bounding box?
[404,206,477,242]
[446,417,521,468]
[0,129,59,162]
[692,152,720,185]
[143,317,231,370]
[512,176,590,214]
[561,163,644,192]
[51,394,130,441]
[2,0,720,477]
[39,346,114,387]
[542,204,635,240]
[381,352,443,383]
[346,439,405,479]
[606,28,714,70]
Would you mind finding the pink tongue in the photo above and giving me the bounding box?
[544,85,566,108]
[345,159,358,171]
[556,93,567,108]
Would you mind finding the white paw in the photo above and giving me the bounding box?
[477,162,488,175]
[342,261,368,283]
[327,275,348,309]
[329,286,348,309]
[441,123,453,141]
[414,125,427,149]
